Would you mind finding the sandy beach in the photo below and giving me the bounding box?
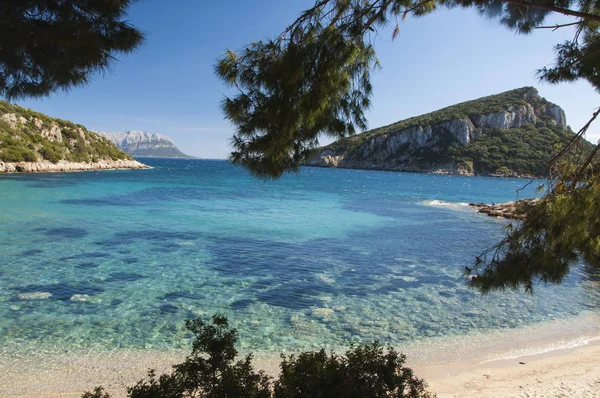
[1,313,599,398]
[1,342,598,398]
[422,343,600,397]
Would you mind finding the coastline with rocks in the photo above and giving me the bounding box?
[0,159,149,173]
[469,198,539,220]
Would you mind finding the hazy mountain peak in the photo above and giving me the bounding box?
[99,131,192,158]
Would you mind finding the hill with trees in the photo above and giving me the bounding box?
[0,101,147,172]
[306,87,592,177]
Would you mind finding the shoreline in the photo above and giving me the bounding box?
[302,164,541,179]
[0,159,149,174]
[1,312,599,398]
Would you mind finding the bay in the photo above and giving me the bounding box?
[0,158,598,355]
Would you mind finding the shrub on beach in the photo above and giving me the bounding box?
[82,315,434,398]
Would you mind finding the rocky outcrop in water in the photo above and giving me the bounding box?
[100,131,191,158]
[306,87,580,177]
[469,198,539,220]
[0,159,148,173]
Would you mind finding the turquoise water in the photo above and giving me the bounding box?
[0,159,598,354]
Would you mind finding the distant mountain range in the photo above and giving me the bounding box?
[100,131,192,158]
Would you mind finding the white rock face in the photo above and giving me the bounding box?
[32,117,44,129]
[312,153,345,167]
[40,124,63,142]
[476,104,536,130]
[1,113,27,129]
[439,119,474,145]
[546,104,567,128]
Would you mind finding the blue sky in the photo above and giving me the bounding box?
[12,0,600,158]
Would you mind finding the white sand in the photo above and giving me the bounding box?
[1,313,599,397]
[420,343,600,398]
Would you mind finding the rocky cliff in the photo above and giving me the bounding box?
[100,131,191,158]
[306,87,583,177]
[0,101,147,173]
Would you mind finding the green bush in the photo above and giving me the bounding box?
[62,128,80,140]
[69,140,92,162]
[82,387,111,398]
[0,147,37,162]
[83,315,433,398]
[495,166,511,175]
[275,343,431,397]
[39,146,63,163]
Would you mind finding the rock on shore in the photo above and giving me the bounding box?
[0,159,148,173]
[469,198,539,220]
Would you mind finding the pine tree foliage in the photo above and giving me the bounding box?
[215,1,393,179]
[469,176,600,293]
[0,0,143,100]
[470,131,600,293]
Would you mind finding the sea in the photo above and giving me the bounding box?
[1,158,599,360]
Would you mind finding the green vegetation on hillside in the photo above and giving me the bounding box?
[0,101,131,164]
[320,88,593,177]
[343,87,540,147]
[448,121,578,176]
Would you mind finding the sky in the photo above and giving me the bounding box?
[11,0,600,158]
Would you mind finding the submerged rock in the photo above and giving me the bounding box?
[18,292,52,300]
[311,307,335,319]
[70,294,102,303]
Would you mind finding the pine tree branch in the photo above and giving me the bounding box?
[571,139,600,187]
[547,107,600,168]
[402,0,436,18]
[363,0,395,29]
[503,0,600,23]
[535,21,583,30]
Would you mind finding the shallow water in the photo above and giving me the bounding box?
[0,159,598,355]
